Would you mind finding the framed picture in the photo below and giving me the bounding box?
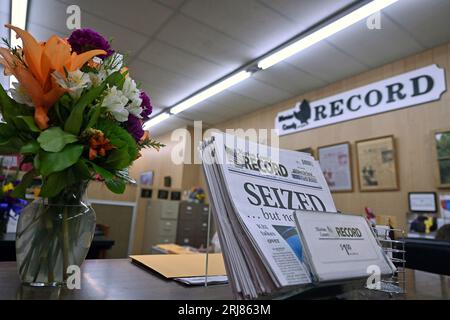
[355,135,399,192]
[139,171,154,186]
[433,129,450,188]
[297,147,315,159]
[317,142,352,192]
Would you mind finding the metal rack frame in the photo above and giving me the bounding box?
[371,226,406,295]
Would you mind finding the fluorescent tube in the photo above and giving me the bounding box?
[258,0,398,70]
[143,112,171,129]
[170,70,251,115]
[9,0,28,88]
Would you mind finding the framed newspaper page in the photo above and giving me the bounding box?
[355,135,399,192]
[294,211,396,283]
[318,142,353,192]
[433,128,450,188]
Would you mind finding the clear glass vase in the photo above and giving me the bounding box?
[15,184,96,286]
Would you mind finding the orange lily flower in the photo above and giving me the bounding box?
[0,24,107,129]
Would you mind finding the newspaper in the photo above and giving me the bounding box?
[200,133,337,299]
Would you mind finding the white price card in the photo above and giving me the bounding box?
[294,211,396,283]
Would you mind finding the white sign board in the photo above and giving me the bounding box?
[294,211,395,282]
[276,64,446,136]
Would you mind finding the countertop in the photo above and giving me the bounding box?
[0,259,448,300]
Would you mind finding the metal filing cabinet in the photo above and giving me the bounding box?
[176,201,211,248]
[142,199,179,252]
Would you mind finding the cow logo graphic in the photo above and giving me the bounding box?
[278,100,312,131]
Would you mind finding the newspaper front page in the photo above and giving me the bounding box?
[203,133,337,290]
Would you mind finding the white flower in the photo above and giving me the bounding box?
[108,53,124,75]
[122,77,142,118]
[9,82,33,106]
[101,86,129,122]
[89,70,107,87]
[52,70,92,99]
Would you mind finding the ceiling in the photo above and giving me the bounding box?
[2,0,450,136]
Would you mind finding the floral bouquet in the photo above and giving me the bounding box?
[0,25,163,285]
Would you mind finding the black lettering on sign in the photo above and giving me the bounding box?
[365,89,383,107]
[411,74,434,97]
[386,82,406,103]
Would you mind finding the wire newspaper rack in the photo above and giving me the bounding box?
[203,207,407,298]
[371,225,407,295]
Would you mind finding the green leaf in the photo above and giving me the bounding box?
[73,159,92,179]
[89,161,114,180]
[85,104,102,129]
[0,136,24,154]
[105,71,124,87]
[88,161,125,193]
[39,144,84,176]
[0,123,16,138]
[11,169,37,199]
[20,141,40,154]
[14,116,40,132]
[0,85,33,125]
[37,127,78,152]
[39,169,75,198]
[95,118,138,169]
[104,149,130,168]
[33,154,40,170]
[105,178,126,194]
[64,83,107,135]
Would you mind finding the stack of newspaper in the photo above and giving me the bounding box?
[200,133,395,299]
[200,133,337,299]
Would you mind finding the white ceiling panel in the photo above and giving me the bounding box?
[28,0,69,39]
[58,0,173,36]
[81,13,148,55]
[138,40,226,83]
[326,13,424,68]
[254,61,327,94]
[384,0,450,48]
[208,91,262,111]
[181,0,298,55]
[258,0,353,27]
[154,0,186,10]
[157,14,254,67]
[227,77,293,105]
[286,41,369,83]
[129,59,203,107]
[2,0,449,138]
[27,23,68,42]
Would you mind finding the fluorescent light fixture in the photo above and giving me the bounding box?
[143,112,171,129]
[170,70,251,115]
[258,0,398,70]
[9,0,28,88]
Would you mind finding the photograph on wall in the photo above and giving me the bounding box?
[317,142,352,192]
[356,136,399,191]
[439,194,450,219]
[434,130,450,187]
[139,171,154,186]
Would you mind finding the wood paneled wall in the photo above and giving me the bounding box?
[89,43,450,252]
[211,43,450,229]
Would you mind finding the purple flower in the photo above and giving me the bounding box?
[140,91,153,121]
[126,115,144,142]
[68,28,114,59]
